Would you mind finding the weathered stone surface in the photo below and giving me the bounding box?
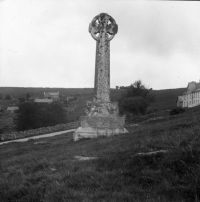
[73,126,127,141]
[74,13,127,141]
[80,115,125,129]
[89,13,118,103]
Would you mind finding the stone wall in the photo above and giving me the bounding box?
[0,121,80,142]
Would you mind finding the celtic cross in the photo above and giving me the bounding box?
[89,13,118,103]
[73,13,127,141]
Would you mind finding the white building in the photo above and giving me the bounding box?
[177,81,200,108]
[44,91,59,101]
[34,98,53,103]
[34,91,60,103]
[7,106,19,113]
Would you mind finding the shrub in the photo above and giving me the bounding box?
[126,80,154,103]
[119,80,154,116]
[119,96,148,115]
[170,107,185,115]
[15,102,67,130]
[5,94,12,100]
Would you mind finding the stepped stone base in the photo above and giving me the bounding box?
[73,115,128,141]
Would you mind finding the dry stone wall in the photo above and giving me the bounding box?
[0,121,80,142]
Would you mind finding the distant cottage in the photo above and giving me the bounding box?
[44,92,59,101]
[7,106,19,113]
[177,81,200,108]
[34,98,53,103]
[34,92,60,103]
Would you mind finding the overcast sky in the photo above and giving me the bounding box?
[0,0,200,90]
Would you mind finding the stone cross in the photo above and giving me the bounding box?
[73,13,127,141]
[89,13,118,103]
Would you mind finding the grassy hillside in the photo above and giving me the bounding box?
[0,87,94,99]
[150,88,186,110]
[0,87,186,135]
[0,87,185,113]
[0,87,185,110]
[0,106,200,201]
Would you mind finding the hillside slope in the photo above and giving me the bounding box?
[150,88,186,110]
[0,87,93,98]
[0,106,200,201]
[0,87,185,111]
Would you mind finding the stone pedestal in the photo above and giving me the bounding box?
[73,100,128,141]
[74,114,128,141]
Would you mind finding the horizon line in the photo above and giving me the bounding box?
[0,86,186,91]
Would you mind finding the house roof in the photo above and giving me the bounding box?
[196,83,200,90]
[44,92,59,97]
[7,106,19,110]
[186,81,200,94]
[34,98,53,103]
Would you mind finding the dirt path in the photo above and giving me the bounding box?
[0,129,75,146]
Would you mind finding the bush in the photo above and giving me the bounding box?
[119,96,148,115]
[170,107,185,116]
[5,94,12,100]
[15,102,67,131]
[119,80,154,116]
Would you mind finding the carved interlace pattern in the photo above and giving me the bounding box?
[89,13,118,41]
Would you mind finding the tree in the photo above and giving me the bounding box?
[119,96,148,115]
[15,102,67,131]
[18,97,26,103]
[126,80,154,102]
[119,80,154,116]
[26,93,31,101]
[5,94,11,100]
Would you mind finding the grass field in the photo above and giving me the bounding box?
[150,88,186,111]
[1,106,200,201]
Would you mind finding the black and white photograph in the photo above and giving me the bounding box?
[0,0,200,201]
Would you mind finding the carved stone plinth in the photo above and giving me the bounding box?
[73,115,128,141]
[73,13,128,141]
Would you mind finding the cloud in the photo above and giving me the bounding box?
[111,2,200,57]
